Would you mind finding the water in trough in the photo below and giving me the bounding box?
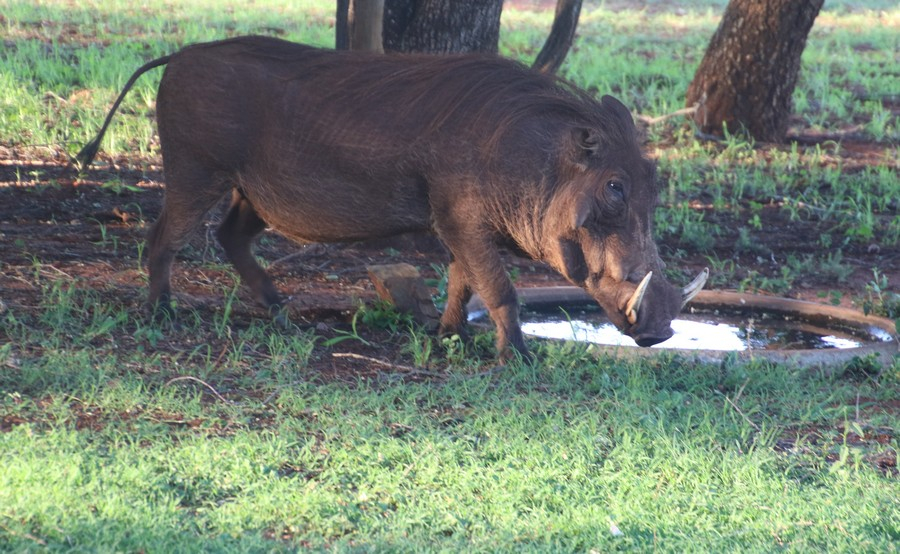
[474,303,893,352]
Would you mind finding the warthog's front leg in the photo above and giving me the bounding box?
[441,242,530,364]
[438,259,471,340]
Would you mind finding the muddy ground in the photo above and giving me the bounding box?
[1,132,897,377]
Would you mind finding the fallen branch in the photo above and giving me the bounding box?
[635,105,698,126]
[332,352,444,377]
[268,244,329,269]
[164,375,234,404]
[38,264,75,280]
[722,389,760,431]
[0,523,47,546]
[333,352,507,381]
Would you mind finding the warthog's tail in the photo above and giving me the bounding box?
[74,55,172,171]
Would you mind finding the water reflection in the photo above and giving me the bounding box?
[520,318,755,350]
[516,311,864,351]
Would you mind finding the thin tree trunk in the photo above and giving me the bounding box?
[686,0,823,142]
[349,0,385,52]
[532,0,582,74]
[338,0,581,73]
[335,0,350,49]
[335,0,384,52]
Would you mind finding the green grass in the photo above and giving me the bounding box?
[1,0,898,551]
[1,271,898,551]
[2,317,899,554]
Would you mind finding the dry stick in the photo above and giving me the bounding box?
[268,245,329,270]
[634,105,698,126]
[0,523,46,546]
[164,375,234,405]
[400,443,434,479]
[332,352,444,377]
[732,377,750,405]
[39,264,74,280]
[213,340,232,368]
[267,250,313,270]
[43,91,69,105]
[333,352,505,380]
[7,274,37,287]
[262,387,286,407]
[723,392,760,431]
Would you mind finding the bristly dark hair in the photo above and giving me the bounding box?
[363,50,633,148]
[75,36,637,174]
[223,38,638,157]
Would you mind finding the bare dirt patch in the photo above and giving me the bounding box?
[0,114,897,483]
[0,141,897,374]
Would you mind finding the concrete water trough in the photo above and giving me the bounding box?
[468,287,898,369]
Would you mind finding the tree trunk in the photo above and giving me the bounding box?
[532,0,582,74]
[350,0,385,52]
[685,0,823,143]
[383,0,503,54]
[335,0,349,49]
[336,0,385,52]
[337,0,581,74]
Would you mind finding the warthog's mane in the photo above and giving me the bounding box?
[206,37,637,160]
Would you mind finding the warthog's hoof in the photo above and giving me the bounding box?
[148,300,181,330]
[498,346,535,368]
[270,305,291,329]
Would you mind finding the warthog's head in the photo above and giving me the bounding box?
[543,95,707,346]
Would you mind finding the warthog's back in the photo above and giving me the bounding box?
[155,35,611,243]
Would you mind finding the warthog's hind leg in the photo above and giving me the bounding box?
[147,174,224,319]
[216,189,284,319]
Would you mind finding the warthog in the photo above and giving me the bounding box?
[78,35,707,362]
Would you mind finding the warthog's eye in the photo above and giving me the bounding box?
[607,180,625,200]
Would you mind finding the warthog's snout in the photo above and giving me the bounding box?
[634,334,674,348]
[612,268,709,347]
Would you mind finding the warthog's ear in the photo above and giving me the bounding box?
[575,128,601,155]
[570,128,602,172]
[600,95,636,128]
[558,238,588,284]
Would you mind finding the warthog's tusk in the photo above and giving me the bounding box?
[681,267,709,307]
[625,271,653,325]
